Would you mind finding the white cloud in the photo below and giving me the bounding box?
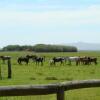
[0,3,100,47]
[0,4,100,22]
[0,4,100,31]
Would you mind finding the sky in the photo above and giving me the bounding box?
[0,0,100,47]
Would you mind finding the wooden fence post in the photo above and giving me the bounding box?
[0,63,2,80]
[57,88,64,100]
[8,58,12,79]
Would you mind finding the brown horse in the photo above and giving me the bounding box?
[87,57,97,65]
[79,56,97,65]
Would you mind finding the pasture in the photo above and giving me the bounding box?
[0,51,100,100]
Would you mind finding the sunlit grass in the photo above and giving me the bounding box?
[0,51,100,100]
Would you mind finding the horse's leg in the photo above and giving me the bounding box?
[87,59,90,65]
[18,60,20,64]
[64,58,66,64]
[18,60,21,64]
[95,61,97,65]
[18,59,21,64]
[60,61,62,66]
[38,62,40,66]
[76,60,78,66]
[83,60,87,65]
[36,61,39,66]
[76,59,80,66]
[54,61,56,66]
[68,60,71,65]
[95,60,97,65]
[17,59,19,64]
[26,60,28,65]
[81,61,83,65]
[62,61,64,65]
[82,60,84,65]
[78,60,80,65]
[36,61,37,66]
[84,61,86,65]
[50,60,54,66]
[19,61,22,65]
[85,58,88,65]
[60,61,63,66]
[88,60,91,65]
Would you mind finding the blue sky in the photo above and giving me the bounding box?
[0,0,100,47]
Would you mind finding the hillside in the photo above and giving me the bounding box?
[66,42,100,51]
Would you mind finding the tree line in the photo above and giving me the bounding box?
[1,44,78,52]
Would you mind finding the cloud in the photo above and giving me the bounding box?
[0,4,100,34]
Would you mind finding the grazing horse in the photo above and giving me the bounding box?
[52,57,65,65]
[0,56,11,64]
[65,56,80,65]
[26,55,37,61]
[79,56,90,65]
[33,56,44,66]
[17,56,29,65]
[78,56,97,65]
[86,57,97,65]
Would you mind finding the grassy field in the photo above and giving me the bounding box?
[0,51,100,100]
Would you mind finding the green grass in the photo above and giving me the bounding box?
[0,51,100,100]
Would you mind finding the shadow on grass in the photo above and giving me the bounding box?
[45,76,58,80]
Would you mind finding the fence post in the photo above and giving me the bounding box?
[8,58,12,79]
[57,88,64,100]
[0,63,2,80]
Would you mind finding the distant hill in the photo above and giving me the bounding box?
[66,42,100,51]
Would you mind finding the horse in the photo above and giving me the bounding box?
[84,57,97,65]
[88,57,97,65]
[65,56,80,65]
[17,56,29,65]
[76,56,97,65]
[0,56,11,64]
[33,56,44,66]
[52,57,65,65]
[26,55,37,61]
[78,56,89,65]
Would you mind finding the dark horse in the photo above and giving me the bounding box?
[52,57,65,65]
[17,56,29,65]
[26,55,37,61]
[87,57,97,65]
[0,56,11,64]
[33,56,44,66]
[79,56,97,65]
[26,55,38,59]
